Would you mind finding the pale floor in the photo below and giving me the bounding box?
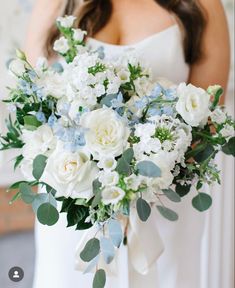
[0,230,35,288]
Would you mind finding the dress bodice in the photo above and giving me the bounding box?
[87,24,190,84]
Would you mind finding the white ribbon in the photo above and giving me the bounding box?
[75,206,164,276]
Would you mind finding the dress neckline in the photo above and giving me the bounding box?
[87,24,179,48]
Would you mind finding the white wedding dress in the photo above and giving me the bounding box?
[33,23,206,288]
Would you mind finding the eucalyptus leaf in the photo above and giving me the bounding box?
[84,255,100,274]
[108,219,123,248]
[222,137,235,157]
[19,183,35,204]
[156,205,178,221]
[162,188,181,203]
[37,202,59,226]
[136,161,161,177]
[192,193,212,212]
[80,238,100,262]
[92,179,102,208]
[100,94,117,107]
[32,154,47,180]
[32,193,57,213]
[116,148,134,175]
[100,237,115,264]
[93,269,106,288]
[137,198,151,222]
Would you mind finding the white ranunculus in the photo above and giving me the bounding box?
[57,15,76,28]
[80,107,130,159]
[9,59,26,77]
[53,37,70,54]
[41,144,99,199]
[211,108,226,124]
[73,28,86,42]
[101,186,125,205]
[22,125,56,160]
[176,83,211,127]
[98,171,119,187]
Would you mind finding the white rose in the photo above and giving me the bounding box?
[211,108,226,124]
[80,107,130,159]
[57,15,76,28]
[41,143,99,199]
[22,125,56,160]
[9,59,26,77]
[220,124,234,138]
[98,171,119,187]
[101,186,125,205]
[73,28,86,42]
[53,37,70,54]
[176,83,211,127]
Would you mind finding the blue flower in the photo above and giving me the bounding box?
[111,92,124,108]
[48,114,57,127]
[36,111,46,123]
[164,88,177,100]
[96,46,105,59]
[150,84,162,99]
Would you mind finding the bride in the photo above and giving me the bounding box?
[25,0,230,287]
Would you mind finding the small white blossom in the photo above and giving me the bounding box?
[73,29,86,42]
[98,171,119,187]
[220,124,234,138]
[211,108,226,124]
[97,156,117,171]
[101,186,125,205]
[53,37,70,54]
[57,15,76,28]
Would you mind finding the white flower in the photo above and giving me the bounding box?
[124,174,142,191]
[116,68,130,84]
[101,186,125,205]
[35,57,48,73]
[41,143,99,199]
[9,59,26,76]
[57,15,76,28]
[98,171,119,187]
[97,156,117,170]
[73,29,86,42]
[220,124,234,138]
[80,107,130,159]
[53,37,70,54]
[176,83,210,127]
[22,125,56,160]
[207,85,222,95]
[211,108,226,124]
[135,123,155,139]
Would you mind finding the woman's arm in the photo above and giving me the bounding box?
[24,0,64,65]
[189,0,230,103]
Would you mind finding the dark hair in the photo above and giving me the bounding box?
[46,0,206,64]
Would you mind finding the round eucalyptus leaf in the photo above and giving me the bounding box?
[80,238,100,262]
[156,205,178,221]
[19,183,35,204]
[137,198,151,222]
[136,161,161,177]
[93,269,106,288]
[162,188,181,203]
[32,154,48,180]
[192,193,212,212]
[37,202,59,226]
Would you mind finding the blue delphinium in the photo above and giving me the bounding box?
[36,111,46,123]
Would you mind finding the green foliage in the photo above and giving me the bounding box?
[108,219,123,248]
[19,183,35,204]
[93,269,106,288]
[23,115,41,131]
[37,202,59,226]
[136,197,151,222]
[175,183,191,197]
[192,193,212,212]
[156,205,178,221]
[162,188,181,203]
[32,155,48,180]
[100,237,115,264]
[80,238,100,262]
[136,161,161,177]
[116,148,134,176]
[222,137,235,157]
[91,179,102,208]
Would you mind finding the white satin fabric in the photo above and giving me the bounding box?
[33,24,206,288]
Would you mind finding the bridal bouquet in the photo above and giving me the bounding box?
[1,16,234,287]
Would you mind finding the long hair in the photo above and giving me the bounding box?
[46,0,206,64]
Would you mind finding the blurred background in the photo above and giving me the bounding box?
[0,1,234,288]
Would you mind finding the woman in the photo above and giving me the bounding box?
[25,1,230,288]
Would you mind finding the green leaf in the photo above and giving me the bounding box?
[100,237,115,264]
[137,198,151,222]
[19,183,35,204]
[37,202,59,226]
[156,205,178,221]
[14,154,24,170]
[192,193,212,212]
[91,179,102,208]
[9,191,21,205]
[162,188,181,203]
[194,145,215,163]
[67,205,87,227]
[32,192,57,213]
[93,269,106,288]
[24,115,41,131]
[136,161,161,177]
[100,94,117,107]
[80,238,100,262]
[222,137,235,157]
[175,183,191,197]
[211,87,223,110]
[108,219,123,248]
[32,154,47,180]
[116,148,134,176]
